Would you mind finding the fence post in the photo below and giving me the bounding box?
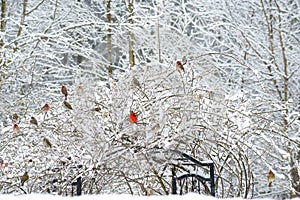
[210,163,215,197]
[71,177,82,196]
[76,177,82,196]
[169,150,215,196]
[171,166,177,194]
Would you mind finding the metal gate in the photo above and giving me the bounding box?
[170,150,215,196]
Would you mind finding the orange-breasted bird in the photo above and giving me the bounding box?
[41,103,50,112]
[176,61,184,72]
[61,85,68,100]
[267,170,275,187]
[129,111,138,123]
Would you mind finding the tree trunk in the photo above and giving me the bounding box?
[0,0,6,48]
[14,0,28,52]
[128,0,135,69]
[156,2,161,63]
[106,0,113,75]
[262,0,300,196]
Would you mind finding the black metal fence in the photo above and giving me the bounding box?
[66,150,215,197]
[71,177,82,196]
[169,150,215,196]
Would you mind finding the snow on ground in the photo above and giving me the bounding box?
[0,193,275,200]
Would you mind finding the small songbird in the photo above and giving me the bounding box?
[132,77,141,88]
[30,116,38,126]
[129,111,138,123]
[13,124,20,132]
[20,172,29,186]
[61,85,68,100]
[176,61,184,72]
[12,113,19,122]
[77,85,83,94]
[267,170,275,187]
[41,103,51,112]
[182,56,187,65]
[63,101,73,110]
[92,107,101,112]
[43,137,52,148]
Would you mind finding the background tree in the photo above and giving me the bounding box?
[106,0,113,75]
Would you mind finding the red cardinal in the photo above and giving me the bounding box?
[13,124,20,132]
[61,85,68,100]
[176,61,184,72]
[129,111,138,123]
[41,103,50,112]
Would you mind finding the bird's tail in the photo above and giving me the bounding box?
[268,181,272,187]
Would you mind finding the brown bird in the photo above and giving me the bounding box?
[63,101,73,110]
[30,116,38,126]
[92,107,101,112]
[267,170,275,187]
[12,113,19,122]
[182,56,187,65]
[20,172,29,186]
[132,77,141,88]
[77,85,83,94]
[61,85,68,100]
[176,61,184,72]
[43,137,52,148]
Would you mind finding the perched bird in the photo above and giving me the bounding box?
[129,111,138,123]
[63,101,73,110]
[30,116,38,126]
[41,103,51,113]
[12,113,19,122]
[182,56,187,65]
[267,170,275,187]
[77,85,83,94]
[176,61,184,72]
[92,107,101,112]
[13,124,20,132]
[20,172,29,186]
[43,137,52,148]
[132,77,141,88]
[61,85,68,100]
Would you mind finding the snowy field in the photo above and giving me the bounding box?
[0,194,221,200]
[0,193,276,200]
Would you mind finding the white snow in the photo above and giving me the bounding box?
[0,193,274,200]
